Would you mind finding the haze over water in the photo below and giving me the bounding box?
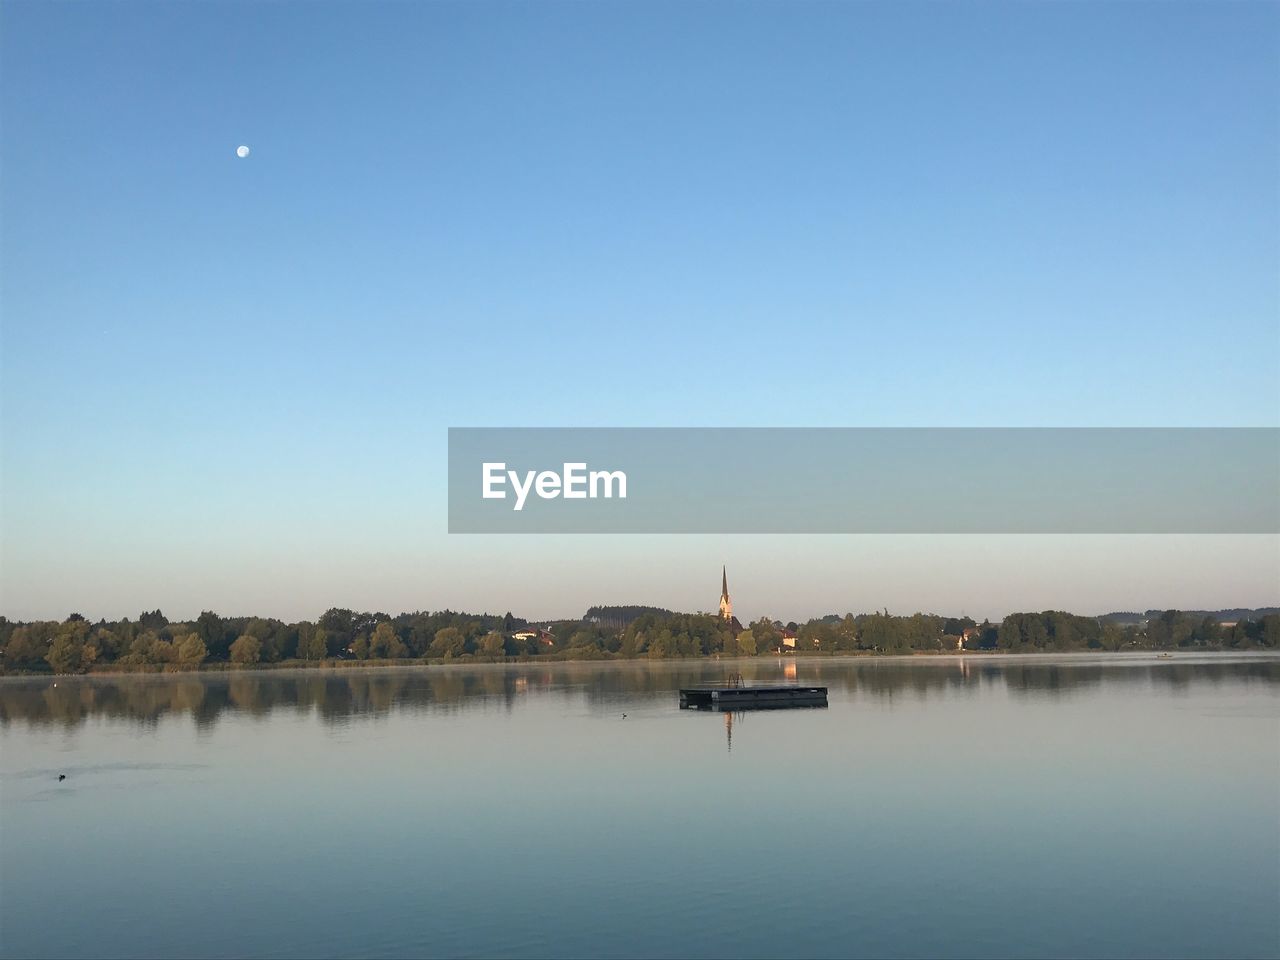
[2,654,1277,959]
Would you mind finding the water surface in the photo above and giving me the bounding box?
[2,654,1277,959]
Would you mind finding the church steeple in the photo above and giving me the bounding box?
[719,565,732,620]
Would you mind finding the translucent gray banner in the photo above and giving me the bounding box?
[447,428,1279,533]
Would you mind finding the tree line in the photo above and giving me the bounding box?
[0,606,1275,675]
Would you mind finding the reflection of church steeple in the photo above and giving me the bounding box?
[719,566,732,620]
[725,710,733,753]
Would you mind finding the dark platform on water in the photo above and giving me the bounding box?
[679,685,828,711]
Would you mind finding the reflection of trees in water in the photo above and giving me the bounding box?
[774,658,1278,702]
[995,659,1278,696]
[0,657,1275,729]
[0,669,543,730]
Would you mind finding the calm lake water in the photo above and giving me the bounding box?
[2,654,1277,959]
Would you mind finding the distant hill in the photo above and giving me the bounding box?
[1099,608,1279,625]
[1098,611,1147,625]
[583,605,677,629]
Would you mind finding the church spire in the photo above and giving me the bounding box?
[719,566,732,620]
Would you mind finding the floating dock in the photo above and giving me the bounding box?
[679,685,828,710]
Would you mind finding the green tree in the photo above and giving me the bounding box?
[1024,615,1049,648]
[122,631,160,665]
[318,608,355,650]
[1193,616,1222,646]
[1101,623,1126,652]
[309,627,331,660]
[1148,610,1185,649]
[798,620,839,651]
[3,624,52,669]
[152,637,177,664]
[647,629,675,659]
[737,629,758,656]
[46,635,82,673]
[177,633,208,666]
[46,619,91,673]
[480,631,506,658]
[429,627,465,659]
[229,635,261,664]
[93,627,124,661]
[749,618,780,652]
[1263,614,1280,649]
[836,614,859,651]
[998,615,1024,650]
[138,609,168,631]
[196,611,229,660]
[294,622,315,660]
[244,618,277,659]
[369,622,408,659]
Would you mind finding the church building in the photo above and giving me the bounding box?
[718,566,744,635]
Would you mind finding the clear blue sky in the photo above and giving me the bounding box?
[3,1,1277,622]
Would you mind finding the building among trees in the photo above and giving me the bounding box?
[512,627,555,647]
[719,566,744,635]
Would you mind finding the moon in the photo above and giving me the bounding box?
[236,145,250,158]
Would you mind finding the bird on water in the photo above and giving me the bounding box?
[58,774,66,781]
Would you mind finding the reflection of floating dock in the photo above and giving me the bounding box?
[679,685,828,710]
